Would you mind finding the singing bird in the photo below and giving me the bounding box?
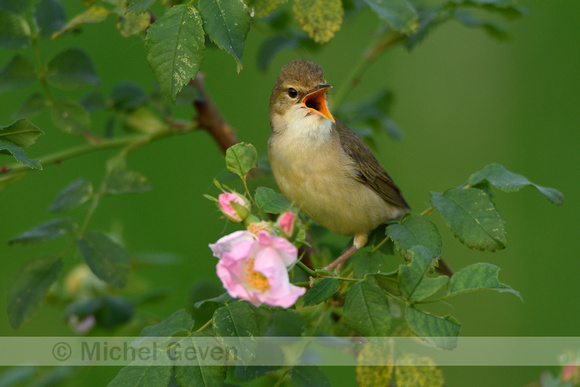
[268,60,410,270]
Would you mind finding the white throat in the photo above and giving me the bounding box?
[272,105,333,148]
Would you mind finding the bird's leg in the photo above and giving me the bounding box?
[324,234,368,271]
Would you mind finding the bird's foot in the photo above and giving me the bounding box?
[324,245,359,271]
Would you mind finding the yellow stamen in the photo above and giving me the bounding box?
[245,258,270,291]
[247,221,272,236]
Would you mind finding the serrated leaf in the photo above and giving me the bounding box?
[362,0,418,34]
[387,214,442,259]
[344,277,391,336]
[467,163,563,205]
[398,246,447,301]
[225,142,258,181]
[117,10,150,37]
[77,231,130,288]
[0,10,31,49]
[13,93,48,120]
[104,166,151,194]
[0,55,36,92]
[145,3,206,101]
[288,367,331,387]
[303,278,339,306]
[198,0,250,71]
[368,272,400,295]
[174,334,227,385]
[447,262,522,301]
[352,250,389,278]
[431,187,506,251]
[52,5,110,39]
[404,306,460,350]
[0,119,43,147]
[127,0,156,14]
[453,9,508,41]
[33,0,66,39]
[9,218,77,245]
[0,139,41,169]
[141,308,194,337]
[46,48,100,89]
[108,359,172,387]
[194,292,231,309]
[212,302,259,362]
[405,7,442,50]
[254,187,291,214]
[7,255,62,329]
[51,99,91,133]
[292,0,344,44]
[49,178,93,213]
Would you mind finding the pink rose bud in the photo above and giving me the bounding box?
[218,192,250,223]
[209,230,306,308]
[277,211,296,237]
[562,363,578,382]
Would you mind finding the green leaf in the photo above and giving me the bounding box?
[81,90,107,112]
[352,250,389,278]
[13,93,48,120]
[104,165,151,194]
[174,334,227,385]
[303,278,339,306]
[0,55,36,92]
[52,5,110,39]
[198,0,250,71]
[362,0,418,34]
[404,306,461,350]
[116,9,150,37]
[225,142,258,181]
[254,187,291,214]
[447,262,522,301]
[344,276,391,336]
[0,139,41,169]
[0,0,32,14]
[33,0,66,39]
[46,48,100,89]
[141,308,194,337]
[288,367,331,387]
[398,246,447,301]
[145,3,206,102]
[292,0,344,44]
[51,99,91,133]
[453,9,508,41]
[77,231,130,288]
[0,10,31,49]
[7,255,62,329]
[265,310,305,336]
[9,218,77,245]
[49,178,93,213]
[127,0,156,14]
[212,301,259,361]
[452,0,527,20]
[431,187,506,251]
[108,360,172,387]
[387,214,442,259]
[368,272,400,295]
[467,163,563,206]
[0,366,36,386]
[0,119,43,147]
[111,82,148,111]
[95,295,134,329]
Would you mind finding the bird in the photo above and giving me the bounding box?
[268,59,410,270]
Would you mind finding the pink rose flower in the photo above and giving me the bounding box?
[209,230,306,308]
[218,192,250,223]
[277,211,296,237]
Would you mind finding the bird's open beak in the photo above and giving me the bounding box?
[302,85,335,123]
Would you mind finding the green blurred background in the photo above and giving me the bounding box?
[1,0,579,385]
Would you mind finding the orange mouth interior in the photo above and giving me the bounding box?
[302,86,335,123]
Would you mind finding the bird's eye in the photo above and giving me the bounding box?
[287,88,298,99]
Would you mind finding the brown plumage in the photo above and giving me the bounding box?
[268,59,409,269]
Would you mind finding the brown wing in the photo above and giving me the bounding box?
[334,120,410,210]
